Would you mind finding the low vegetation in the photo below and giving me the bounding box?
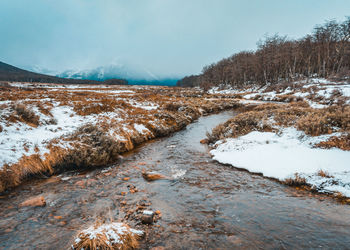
[207,98,350,201]
[73,221,142,250]
[207,102,350,144]
[12,103,40,127]
[316,133,350,150]
[0,83,240,192]
[284,174,309,187]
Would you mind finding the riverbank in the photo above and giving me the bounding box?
[1,111,350,249]
[206,86,350,201]
[0,83,240,193]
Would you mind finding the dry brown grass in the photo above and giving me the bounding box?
[317,170,333,178]
[12,103,40,127]
[284,173,308,187]
[333,192,350,205]
[0,85,241,193]
[0,154,53,192]
[72,221,141,250]
[207,110,273,143]
[74,99,130,116]
[315,134,350,151]
[37,102,53,117]
[296,106,350,136]
[207,103,350,143]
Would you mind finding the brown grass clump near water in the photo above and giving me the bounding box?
[284,173,308,187]
[315,134,350,151]
[317,170,333,178]
[72,221,142,250]
[206,102,350,145]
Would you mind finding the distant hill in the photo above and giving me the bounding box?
[0,61,127,85]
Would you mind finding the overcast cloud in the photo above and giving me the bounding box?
[1,0,350,78]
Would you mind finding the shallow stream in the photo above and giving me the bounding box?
[1,111,349,249]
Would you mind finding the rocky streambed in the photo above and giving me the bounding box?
[0,111,350,249]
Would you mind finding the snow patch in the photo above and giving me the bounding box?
[134,124,149,134]
[211,128,350,197]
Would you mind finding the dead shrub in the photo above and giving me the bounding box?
[56,124,122,170]
[284,173,308,187]
[296,107,350,136]
[207,110,272,143]
[163,103,182,111]
[263,82,301,94]
[0,164,21,193]
[315,134,350,151]
[273,106,311,127]
[74,99,130,116]
[317,170,333,178]
[13,104,40,127]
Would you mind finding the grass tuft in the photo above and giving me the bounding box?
[284,173,308,187]
[72,221,142,250]
[13,104,40,127]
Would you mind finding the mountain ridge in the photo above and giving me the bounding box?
[0,61,127,85]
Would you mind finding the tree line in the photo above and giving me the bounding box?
[177,17,350,88]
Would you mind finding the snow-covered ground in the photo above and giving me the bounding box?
[208,78,350,108]
[0,105,86,167]
[211,127,350,197]
[208,78,350,198]
[0,84,238,179]
[0,86,162,169]
[0,101,143,168]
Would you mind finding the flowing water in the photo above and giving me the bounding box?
[0,111,350,249]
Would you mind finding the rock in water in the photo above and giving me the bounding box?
[19,196,46,207]
[141,210,154,224]
[142,171,167,181]
[200,139,209,144]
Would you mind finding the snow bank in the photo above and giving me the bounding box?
[0,98,159,169]
[211,128,350,197]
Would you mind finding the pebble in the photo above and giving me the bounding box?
[141,210,154,224]
[142,172,167,181]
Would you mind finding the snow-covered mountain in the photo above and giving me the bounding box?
[30,64,178,85]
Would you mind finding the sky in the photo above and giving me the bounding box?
[1,0,350,79]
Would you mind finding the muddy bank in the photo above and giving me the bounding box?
[1,111,350,249]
